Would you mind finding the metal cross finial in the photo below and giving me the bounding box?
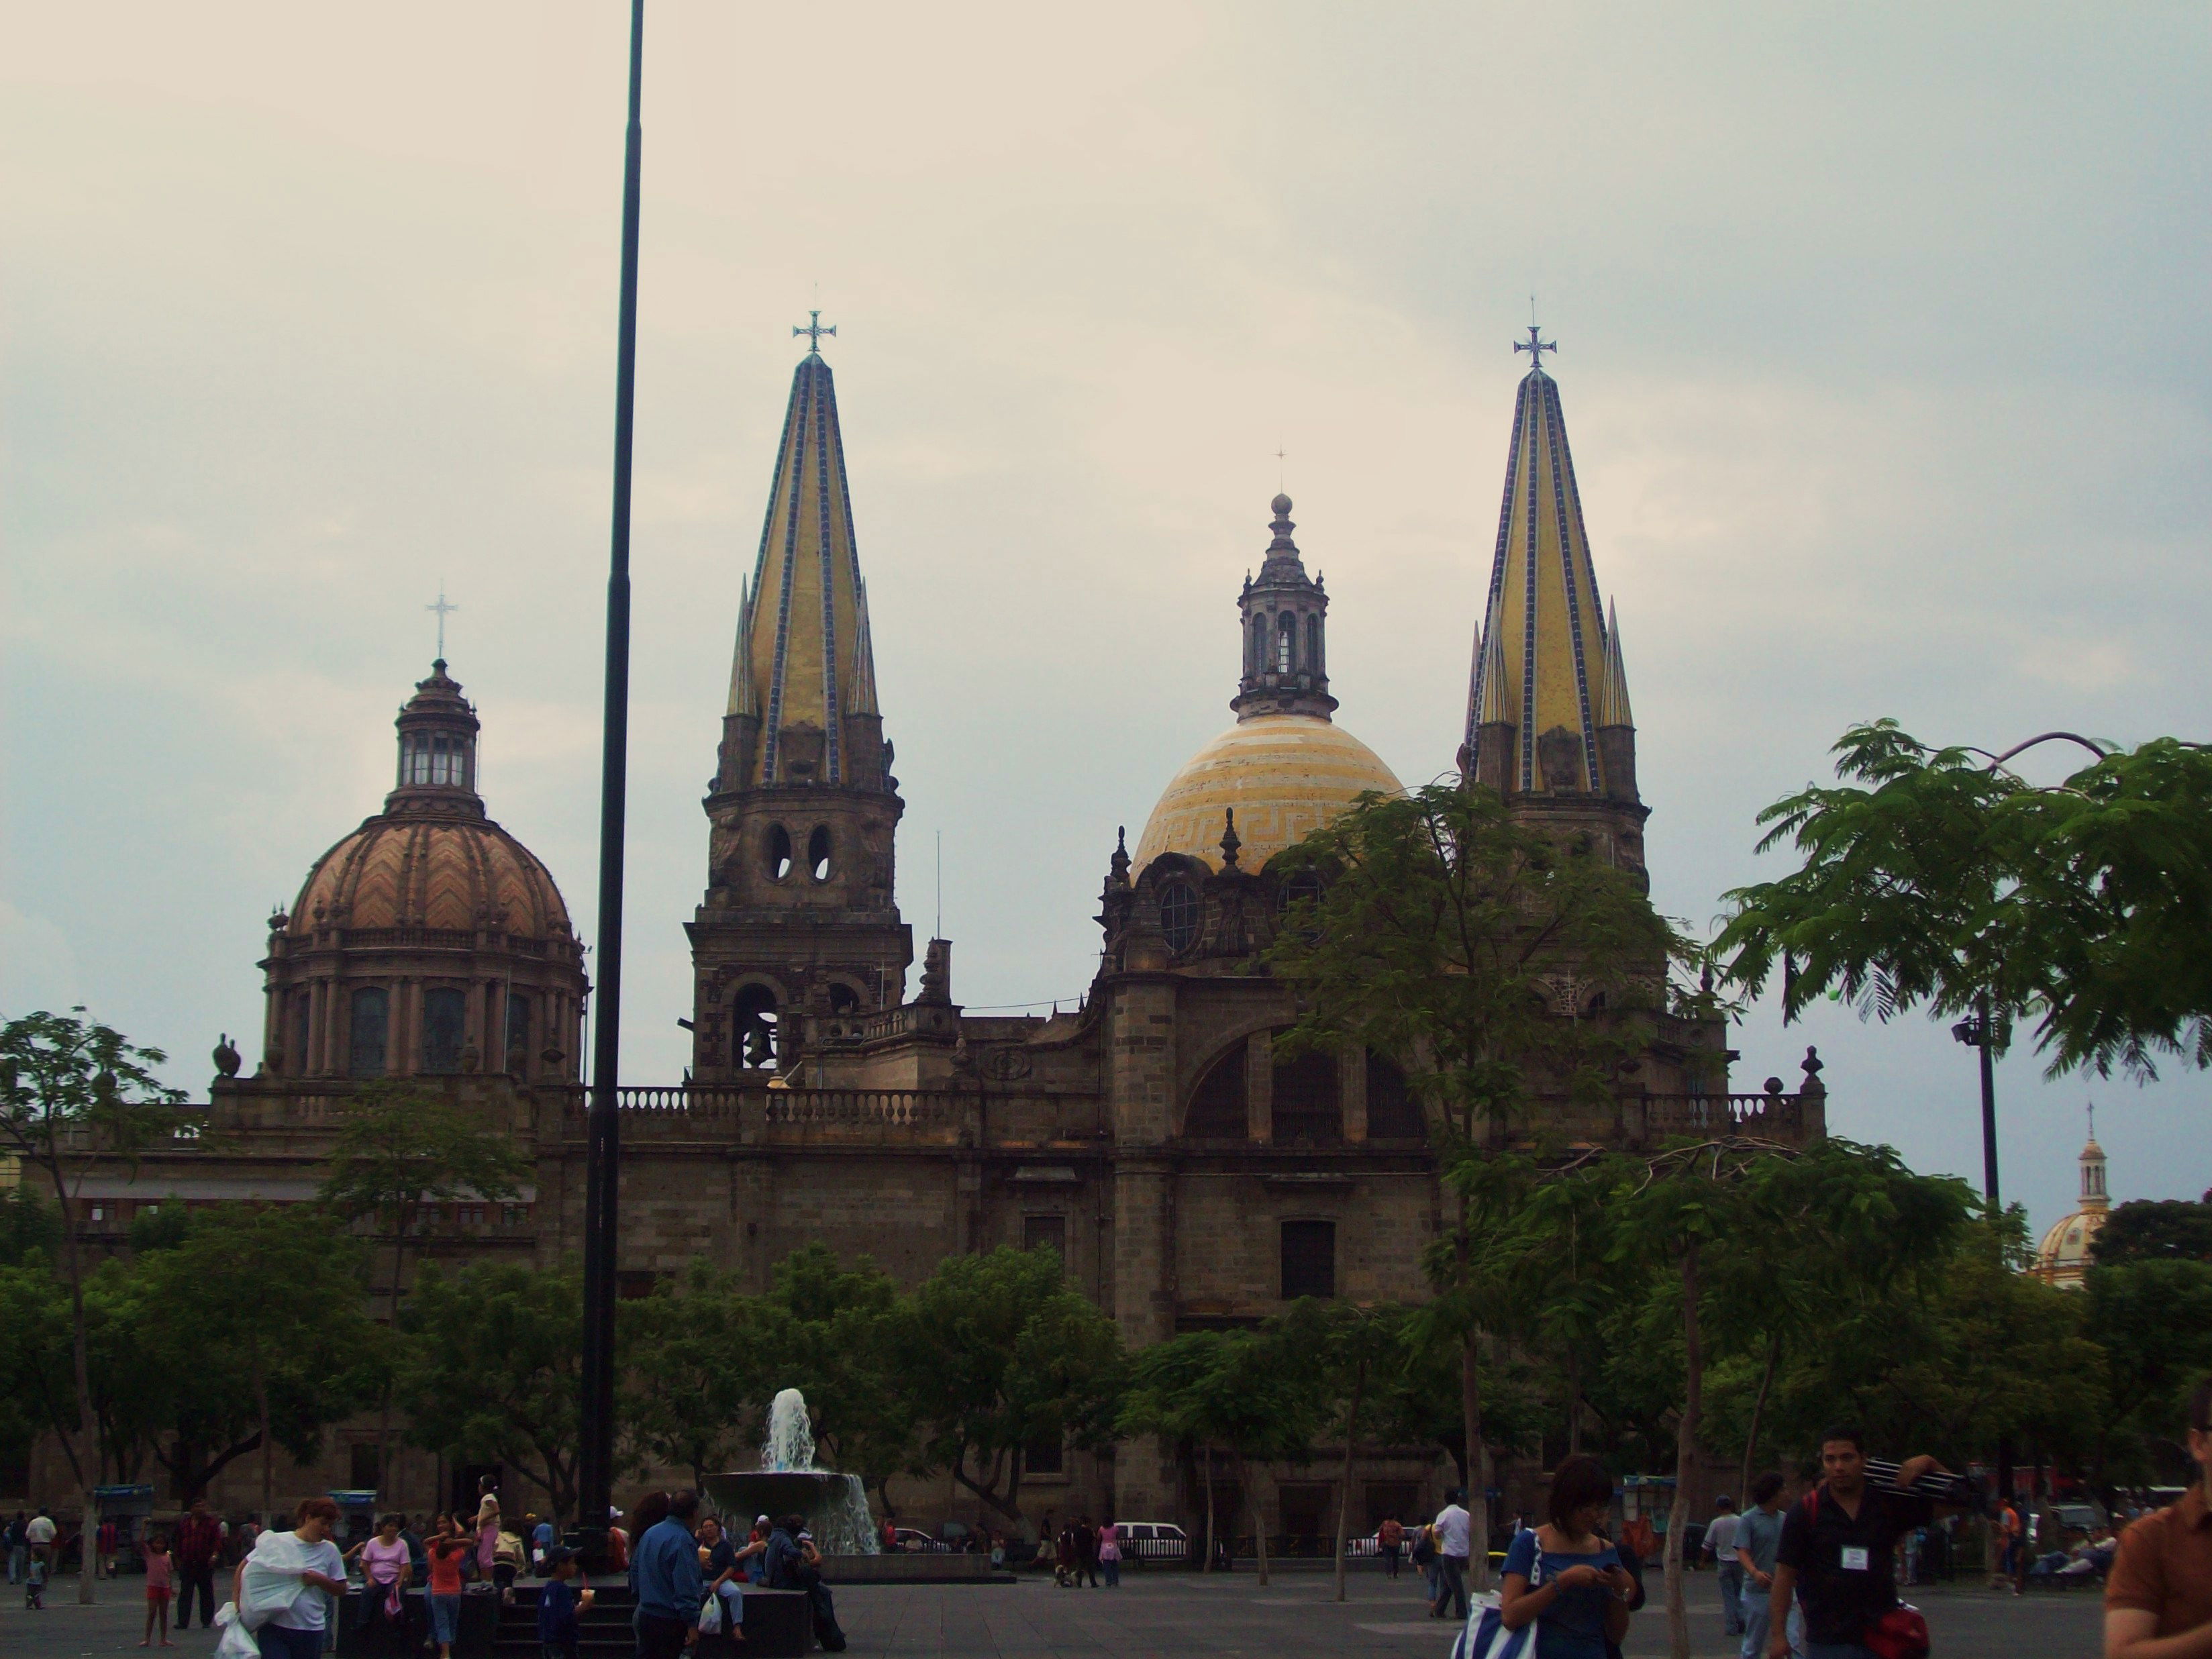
[2087,1101,2096,1142]
[793,310,836,354]
[1515,323,1556,371]
[427,587,459,660]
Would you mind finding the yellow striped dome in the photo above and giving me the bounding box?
[1134,715,1402,873]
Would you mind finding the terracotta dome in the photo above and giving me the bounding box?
[291,815,572,940]
[1134,713,1402,873]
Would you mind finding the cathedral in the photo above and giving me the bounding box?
[52,328,1827,1537]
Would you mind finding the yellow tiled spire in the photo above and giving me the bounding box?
[1462,330,1627,799]
[724,329,883,784]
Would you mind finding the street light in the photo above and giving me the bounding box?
[1950,999,2002,1209]
[577,0,646,1561]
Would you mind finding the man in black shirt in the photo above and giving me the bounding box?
[1768,1427,1953,1659]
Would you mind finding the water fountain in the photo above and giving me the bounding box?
[701,1389,880,1556]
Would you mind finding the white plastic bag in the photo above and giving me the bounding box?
[697,1594,723,1636]
[213,1603,262,1659]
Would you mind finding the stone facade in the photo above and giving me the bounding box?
[21,340,1833,1546]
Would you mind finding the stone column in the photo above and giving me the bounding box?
[1247,1029,1274,1144]
[1340,1046,1367,1143]
[1107,975,1178,1522]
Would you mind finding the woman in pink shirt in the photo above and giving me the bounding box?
[344,1515,413,1636]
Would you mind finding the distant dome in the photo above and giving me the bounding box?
[2031,1130,2112,1291]
[291,815,572,941]
[1134,713,1401,873]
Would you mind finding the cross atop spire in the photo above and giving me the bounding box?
[793,310,836,355]
[426,586,459,661]
[1514,324,1556,373]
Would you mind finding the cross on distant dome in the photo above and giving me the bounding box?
[1515,324,1556,370]
[794,310,836,354]
[426,587,458,660]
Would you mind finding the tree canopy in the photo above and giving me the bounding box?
[1717,721,2212,1079]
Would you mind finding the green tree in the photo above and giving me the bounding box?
[396,1260,583,1522]
[896,1248,1123,1533]
[2091,1195,2212,1267]
[317,1081,529,1485]
[1117,1325,1321,1585]
[133,1205,385,1509]
[1268,781,1682,1582]
[756,1246,912,1509]
[1717,723,2212,1079]
[2082,1258,2212,1486]
[0,1009,189,1601]
[1595,1139,1972,1659]
[619,1262,776,1492]
[1276,1300,1411,1601]
[0,1186,60,1265]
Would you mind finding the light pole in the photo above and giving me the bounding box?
[578,0,644,1557]
[1950,997,2001,1210]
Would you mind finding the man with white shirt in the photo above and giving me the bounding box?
[1705,1496,1745,1638]
[1431,1489,1471,1621]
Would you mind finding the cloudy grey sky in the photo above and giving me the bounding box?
[6,2,2208,1240]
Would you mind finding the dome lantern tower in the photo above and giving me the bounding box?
[390,659,481,810]
[1232,495,1337,721]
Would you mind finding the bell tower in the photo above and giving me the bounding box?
[1459,329,1649,888]
[687,321,911,1078]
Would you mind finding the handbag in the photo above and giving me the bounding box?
[1451,1550,1544,1659]
[1865,1603,1929,1659]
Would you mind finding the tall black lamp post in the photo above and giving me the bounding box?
[578,0,645,1554]
[1949,997,2002,1210]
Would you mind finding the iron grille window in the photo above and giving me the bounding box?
[1023,1213,1067,1259]
[1024,1432,1064,1476]
[1280,1219,1336,1301]
[1159,883,1199,952]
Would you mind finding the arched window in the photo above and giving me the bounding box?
[1276,613,1296,672]
[504,991,532,1068]
[732,985,779,1069]
[808,825,832,882]
[1250,615,1267,673]
[1275,868,1325,932]
[348,987,389,1078]
[1272,1048,1342,1144]
[1280,1219,1336,1300]
[827,982,860,1015]
[1183,1045,1248,1139]
[767,825,793,881]
[422,987,468,1072]
[1364,1051,1425,1140]
[289,992,311,1074]
[1158,882,1200,953]
[1306,613,1322,674]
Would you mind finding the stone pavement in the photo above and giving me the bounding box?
[0,1570,2106,1658]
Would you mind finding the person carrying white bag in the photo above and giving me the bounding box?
[1456,1458,1636,1659]
[213,1499,349,1659]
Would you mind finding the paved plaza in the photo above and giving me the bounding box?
[0,1571,2105,1659]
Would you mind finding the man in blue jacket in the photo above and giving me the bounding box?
[632,1491,703,1659]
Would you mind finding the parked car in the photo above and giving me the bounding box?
[1113,1521,1189,1564]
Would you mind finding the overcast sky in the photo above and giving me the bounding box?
[6,2,2208,1242]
